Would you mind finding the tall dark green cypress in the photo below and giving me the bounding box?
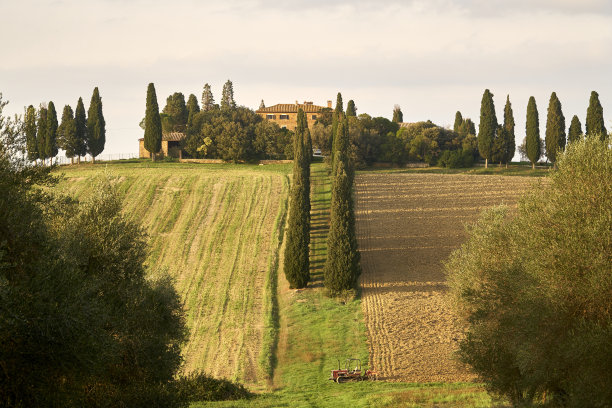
[568,115,583,144]
[45,101,58,164]
[25,105,38,162]
[526,96,541,169]
[330,92,344,168]
[478,89,497,168]
[144,83,162,161]
[324,159,360,295]
[545,92,566,165]
[503,95,516,166]
[453,111,463,133]
[74,97,88,164]
[585,91,607,140]
[346,100,356,117]
[36,107,47,164]
[58,105,77,163]
[86,87,105,163]
[283,109,310,289]
[186,94,200,136]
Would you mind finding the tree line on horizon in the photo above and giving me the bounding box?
[474,89,607,169]
[24,87,106,164]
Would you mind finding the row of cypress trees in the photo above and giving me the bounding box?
[324,94,361,295]
[283,109,312,288]
[478,90,607,169]
[24,88,105,164]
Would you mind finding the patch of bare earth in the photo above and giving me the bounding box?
[355,173,533,382]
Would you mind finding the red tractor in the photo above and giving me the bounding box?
[329,358,378,383]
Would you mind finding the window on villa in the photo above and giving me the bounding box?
[266,114,276,119]
[279,114,289,120]
[312,115,317,120]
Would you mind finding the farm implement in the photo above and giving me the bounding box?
[329,358,378,383]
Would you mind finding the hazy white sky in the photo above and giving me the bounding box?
[1,0,611,156]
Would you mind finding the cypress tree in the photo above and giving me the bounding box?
[453,111,463,133]
[324,159,360,294]
[86,87,105,163]
[283,109,310,288]
[568,115,583,144]
[259,99,265,110]
[503,95,516,167]
[201,83,215,111]
[545,92,566,165]
[74,97,88,164]
[186,94,200,135]
[58,105,77,164]
[392,104,403,123]
[221,80,236,109]
[330,92,344,166]
[585,90,607,140]
[477,89,497,168]
[36,106,47,164]
[45,101,58,164]
[144,83,162,161]
[346,100,356,117]
[526,96,541,169]
[24,105,38,162]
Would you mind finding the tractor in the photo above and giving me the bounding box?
[329,358,378,383]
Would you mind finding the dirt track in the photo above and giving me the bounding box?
[355,172,534,382]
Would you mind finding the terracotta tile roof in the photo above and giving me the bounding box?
[163,132,186,141]
[138,132,186,142]
[257,103,326,114]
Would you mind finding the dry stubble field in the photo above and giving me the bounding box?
[355,172,535,382]
[55,163,289,385]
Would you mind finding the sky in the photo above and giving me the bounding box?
[1,0,611,158]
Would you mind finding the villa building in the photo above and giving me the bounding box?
[256,100,331,129]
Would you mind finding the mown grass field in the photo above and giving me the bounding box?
[53,161,290,386]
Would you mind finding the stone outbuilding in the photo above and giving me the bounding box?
[256,100,331,130]
[139,132,186,159]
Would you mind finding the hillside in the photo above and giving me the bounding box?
[55,162,290,385]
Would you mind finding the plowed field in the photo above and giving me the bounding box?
[355,173,534,382]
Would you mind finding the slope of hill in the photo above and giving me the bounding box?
[55,162,290,385]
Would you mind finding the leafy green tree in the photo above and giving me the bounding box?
[144,83,162,161]
[221,79,236,109]
[392,104,403,123]
[283,109,310,288]
[446,137,612,407]
[453,111,463,133]
[186,94,200,135]
[324,159,360,295]
[163,92,189,132]
[568,115,583,143]
[36,106,47,164]
[346,100,356,117]
[502,95,516,166]
[585,90,607,140]
[24,105,38,162]
[201,83,215,111]
[58,105,77,163]
[545,92,566,165]
[74,97,88,164]
[477,89,497,168]
[525,96,541,169]
[86,87,105,163]
[45,101,58,164]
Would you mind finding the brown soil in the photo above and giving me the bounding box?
[355,173,534,382]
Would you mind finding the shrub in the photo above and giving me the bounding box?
[445,137,612,406]
[173,372,251,402]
